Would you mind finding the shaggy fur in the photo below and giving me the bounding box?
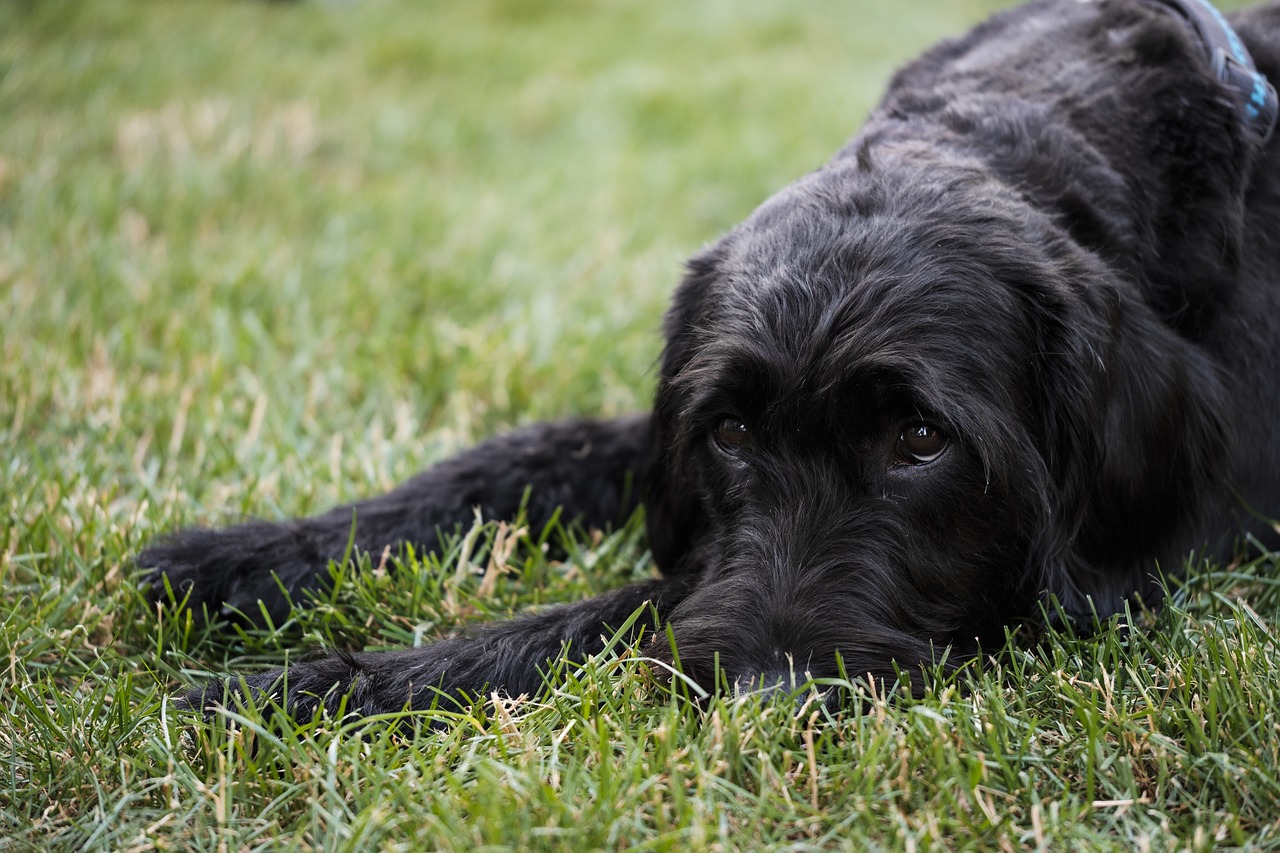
[140,0,1280,718]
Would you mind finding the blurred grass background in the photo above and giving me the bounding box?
[3,0,1277,850]
[2,0,1021,526]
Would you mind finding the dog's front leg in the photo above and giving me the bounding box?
[188,574,696,720]
[139,414,650,626]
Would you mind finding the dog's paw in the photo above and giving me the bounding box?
[181,650,460,722]
[179,657,357,721]
[138,520,334,627]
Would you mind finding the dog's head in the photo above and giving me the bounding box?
[642,152,1229,693]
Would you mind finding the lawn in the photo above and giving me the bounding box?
[3,0,1278,849]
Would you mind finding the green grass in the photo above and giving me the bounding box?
[3,0,1277,849]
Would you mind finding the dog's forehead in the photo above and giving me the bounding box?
[706,162,1038,353]
[667,156,1073,428]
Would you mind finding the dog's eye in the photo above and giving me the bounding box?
[712,418,750,454]
[896,423,947,465]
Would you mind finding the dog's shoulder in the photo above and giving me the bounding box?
[877,0,1217,116]
[845,0,1273,338]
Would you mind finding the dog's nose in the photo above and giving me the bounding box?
[730,655,811,698]
[732,669,792,699]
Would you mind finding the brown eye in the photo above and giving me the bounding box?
[897,423,947,465]
[713,418,749,453]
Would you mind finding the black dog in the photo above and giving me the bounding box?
[141,0,1280,718]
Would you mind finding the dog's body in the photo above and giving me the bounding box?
[141,0,1280,716]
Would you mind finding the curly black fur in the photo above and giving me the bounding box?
[140,0,1280,719]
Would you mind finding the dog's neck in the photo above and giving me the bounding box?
[1146,0,1277,140]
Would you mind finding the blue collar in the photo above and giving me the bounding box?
[1150,0,1278,142]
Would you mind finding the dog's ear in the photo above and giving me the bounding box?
[643,245,726,574]
[1034,283,1229,620]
